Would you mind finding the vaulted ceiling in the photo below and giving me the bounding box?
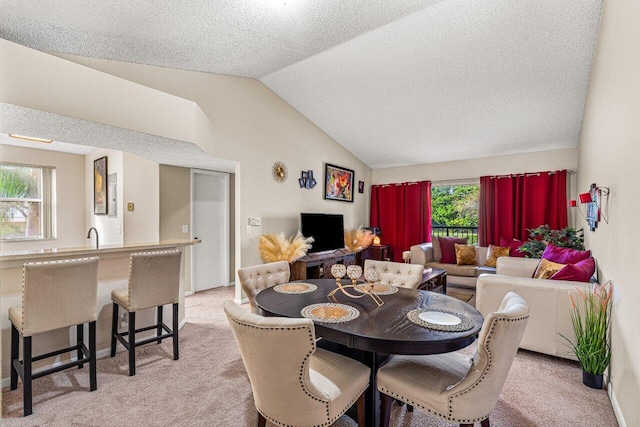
[0,0,603,169]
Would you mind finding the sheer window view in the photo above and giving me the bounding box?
[431,184,479,245]
[0,163,55,240]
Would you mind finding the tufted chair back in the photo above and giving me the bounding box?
[127,250,182,312]
[364,259,424,289]
[447,292,529,421]
[238,261,290,314]
[224,300,370,426]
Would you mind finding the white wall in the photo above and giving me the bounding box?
[577,0,640,425]
[123,152,159,244]
[0,144,86,251]
[85,148,124,246]
[52,54,372,268]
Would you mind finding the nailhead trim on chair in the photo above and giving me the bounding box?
[16,257,99,334]
[230,317,368,427]
[125,250,181,310]
[379,313,530,424]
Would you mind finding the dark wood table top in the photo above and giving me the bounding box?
[255,279,483,355]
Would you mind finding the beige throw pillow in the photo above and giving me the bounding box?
[455,244,477,266]
[431,234,442,262]
[533,258,566,279]
[485,244,511,268]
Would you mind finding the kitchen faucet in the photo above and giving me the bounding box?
[87,227,99,249]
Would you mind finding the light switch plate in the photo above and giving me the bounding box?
[182,225,189,233]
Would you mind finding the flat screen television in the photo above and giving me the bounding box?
[300,213,345,253]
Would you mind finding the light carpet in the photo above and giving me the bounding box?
[2,287,618,426]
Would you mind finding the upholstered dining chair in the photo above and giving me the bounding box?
[237,261,290,314]
[377,292,530,427]
[224,300,370,427]
[110,249,182,376]
[9,257,99,416]
[363,259,424,289]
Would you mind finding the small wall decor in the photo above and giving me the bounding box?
[107,173,117,218]
[358,181,365,193]
[272,161,288,183]
[570,183,610,231]
[298,170,317,189]
[94,156,108,215]
[324,163,354,202]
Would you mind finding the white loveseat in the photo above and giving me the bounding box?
[476,257,592,360]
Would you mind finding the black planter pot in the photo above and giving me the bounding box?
[582,370,604,389]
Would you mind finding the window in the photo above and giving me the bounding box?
[0,163,56,240]
[431,182,479,245]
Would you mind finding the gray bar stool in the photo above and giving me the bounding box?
[110,249,182,376]
[9,257,99,416]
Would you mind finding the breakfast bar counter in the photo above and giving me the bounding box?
[0,239,200,381]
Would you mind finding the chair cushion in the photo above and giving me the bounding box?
[426,262,478,277]
[533,259,566,279]
[541,244,591,264]
[111,288,131,311]
[550,257,595,282]
[8,306,23,333]
[485,244,511,268]
[500,237,527,257]
[439,237,468,264]
[377,351,472,414]
[310,348,370,422]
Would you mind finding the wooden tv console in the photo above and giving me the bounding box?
[290,250,357,280]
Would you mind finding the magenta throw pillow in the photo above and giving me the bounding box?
[542,244,591,264]
[499,237,526,258]
[550,257,595,282]
[439,237,468,264]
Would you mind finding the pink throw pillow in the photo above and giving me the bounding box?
[499,237,526,258]
[550,257,595,283]
[542,244,591,264]
[439,237,468,264]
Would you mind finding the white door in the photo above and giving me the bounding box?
[192,170,229,292]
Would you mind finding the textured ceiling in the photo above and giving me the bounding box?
[0,103,237,173]
[0,0,602,169]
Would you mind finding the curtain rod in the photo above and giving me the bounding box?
[489,169,574,179]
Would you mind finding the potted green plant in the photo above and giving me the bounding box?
[519,225,585,258]
[560,281,612,389]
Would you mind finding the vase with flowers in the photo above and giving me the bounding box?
[560,280,613,389]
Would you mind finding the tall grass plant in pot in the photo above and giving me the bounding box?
[561,281,613,389]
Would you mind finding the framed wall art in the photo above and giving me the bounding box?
[324,163,354,202]
[94,156,108,215]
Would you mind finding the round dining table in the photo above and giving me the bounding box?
[255,278,484,427]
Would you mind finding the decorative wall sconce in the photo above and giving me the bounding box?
[569,183,610,231]
[298,170,317,189]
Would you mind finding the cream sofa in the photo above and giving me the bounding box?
[410,242,494,288]
[476,257,591,360]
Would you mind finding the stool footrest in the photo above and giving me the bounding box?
[32,343,84,363]
[114,322,174,349]
[32,358,90,379]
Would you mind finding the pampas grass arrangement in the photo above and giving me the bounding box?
[344,228,374,252]
[259,231,315,263]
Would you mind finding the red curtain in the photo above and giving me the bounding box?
[370,181,431,262]
[478,170,568,246]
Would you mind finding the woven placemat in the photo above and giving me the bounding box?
[407,308,474,332]
[353,283,399,296]
[301,303,360,323]
[273,282,318,294]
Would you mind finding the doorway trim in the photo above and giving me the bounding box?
[190,169,230,293]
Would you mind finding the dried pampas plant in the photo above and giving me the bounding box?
[344,228,375,252]
[259,231,315,263]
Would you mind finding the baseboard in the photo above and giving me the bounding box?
[1,319,189,389]
[608,381,627,427]
[234,297,249,305]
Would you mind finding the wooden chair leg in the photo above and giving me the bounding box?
[257,411,266,427]
[380,392,393,427]
[77,324,84,369]
[128,311,136,376]
[172,303,179,360]
[89,321,97,391]
[356,392,366,427]
[110,302,118,357]
[481,418,490,427]
[156,306,163,344]
[23,336,33,416]
[407,404,414,412]
[10,323,19,390]
[460,424,474,427]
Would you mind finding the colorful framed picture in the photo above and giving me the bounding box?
[94,156,108,215]
[324,163,354,202]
